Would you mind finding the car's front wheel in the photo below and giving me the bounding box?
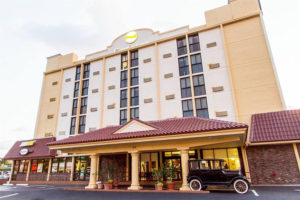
[233,179,249,194]
[189,179,202,191]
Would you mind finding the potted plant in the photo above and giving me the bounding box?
[104,164,116,190]
[113,180,118,189]
[155,182,163,190]
[104,179,113,190]
[152,167,164,190]
[165,162,177,190]
[96,170,103,189]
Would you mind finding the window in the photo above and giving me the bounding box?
[193,75,206,96]
[83,63,90,79]
[79,116,86,134]
[51,159,58,173]
[75,66,81,81]
[70,117,76,135]
[131,68,139,86]
[182,99,193,117]
[177,37,187,56]
[120,71,128,88]
[202,148,241,170]
[65,157,73,173]
[178,56,189,76]
[121,53,128,70]
[72,99,78,115]
[188,34,200,53]
[82,80,89,96]
[120,90,127,108]
[80,97,88,114]
[31,160,38,173]
[190,161,199,170]
[120,109,127,125]
[74,82,79,98]
[195,97,209,118]
[180,77,192,98]
[140,152,159,181]
[191,54,203,74]
[131,50,138,67]
[130,107,139,119]
[131,87,139,106]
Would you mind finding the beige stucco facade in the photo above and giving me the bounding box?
[33,0,283,139]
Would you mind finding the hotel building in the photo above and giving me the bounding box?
[5,0,300,190]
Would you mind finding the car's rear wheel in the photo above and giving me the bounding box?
[233,179,249,194]
[189,179,202,191]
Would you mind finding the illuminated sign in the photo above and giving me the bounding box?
[125,31,137,44]
[20,140,36,147]
[19,148,29,156]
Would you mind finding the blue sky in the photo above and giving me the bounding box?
[0,0,299,157]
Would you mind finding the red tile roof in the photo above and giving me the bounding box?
[4,137,57,160]
[250,109,300,143]
[48,117,248,146]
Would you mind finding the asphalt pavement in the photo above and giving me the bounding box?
[0,184,299,200]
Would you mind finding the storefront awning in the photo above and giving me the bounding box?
[4,137,57,160]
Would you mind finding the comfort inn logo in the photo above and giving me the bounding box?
[125,31,137,44]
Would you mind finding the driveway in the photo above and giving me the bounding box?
[0,184,299,200]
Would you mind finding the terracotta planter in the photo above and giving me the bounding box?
[104,182,113,190]
[155,185,163,190]
[166,182,175,190]
[96,182,103,189]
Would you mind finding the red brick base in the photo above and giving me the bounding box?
[247,144,300,184]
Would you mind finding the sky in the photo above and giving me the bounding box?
[0,0,299,157]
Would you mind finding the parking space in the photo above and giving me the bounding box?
[0,184,299,200]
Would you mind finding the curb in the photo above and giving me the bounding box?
[64,188,210,194]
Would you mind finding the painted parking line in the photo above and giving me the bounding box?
[0,193,19,199]
[294,189,300,192]
[252,189,259,197]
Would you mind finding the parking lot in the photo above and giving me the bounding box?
[0,184,299,200]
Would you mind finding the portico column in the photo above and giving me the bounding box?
[26,160,31,182]
[179,148,190,191]
[47,158,52,181]
[85,154,99,189]
[128,151,142,190]
[8,160,15,183]
[70,156,75,181]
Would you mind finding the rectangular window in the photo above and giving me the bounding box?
[70,117,76,135]
[72,99,78,115]
[177,37,187,56]
[82,80,89,96]
[193,75,206,96]
[51,159,58,173]
[180,77,192,98]
[195,97,209,118]
[182,99,193,117]
[120,90,127,108]
[131,50,138,67]
[121,53,128,70]
[191,54,203,74]
[120,71,128,88]
[80,97,88,114]
[130,107,139,119]
[75,66,81,81]
[178,56,189,76]
[131,87,139,106]
[120,109,127,125]
[83,63,90,79]
[31,160,38,173]
[188,34,200,53]
[74,82,80,98]
[79,115,86,134]
[131,68,139,86]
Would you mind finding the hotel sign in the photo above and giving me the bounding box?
[19,148,29,156]
[125,31,137,44]
[20,140,36,147]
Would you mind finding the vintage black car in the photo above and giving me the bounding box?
[187,159,249,194]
